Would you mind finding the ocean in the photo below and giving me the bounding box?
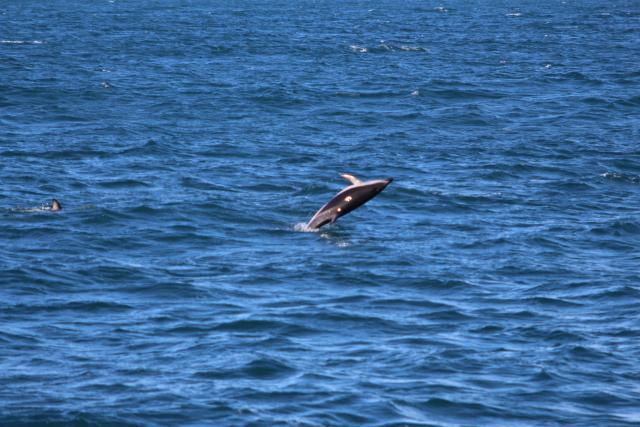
[1,1,639,425]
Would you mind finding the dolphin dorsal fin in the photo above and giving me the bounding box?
[340,173,362,185]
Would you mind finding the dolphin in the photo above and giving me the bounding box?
[50,199,62,211]
[306,174,393,229]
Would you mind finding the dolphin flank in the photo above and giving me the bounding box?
[306,174,393,229]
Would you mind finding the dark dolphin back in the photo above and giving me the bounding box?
[307,181,389,229]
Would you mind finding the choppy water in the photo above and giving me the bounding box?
[2,1,640,425]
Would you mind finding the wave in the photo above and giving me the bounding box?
[0,40,45,44]
[194,357,295,381]
[96,179,150,189]
[601,172,640,184]
[349,43,428,54]
[213,318,315,335]
[590,219,640,236]
[4,300,132,315]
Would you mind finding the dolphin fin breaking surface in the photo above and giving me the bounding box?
[340,173,363,185]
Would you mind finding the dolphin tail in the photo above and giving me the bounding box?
[340,173,362,185]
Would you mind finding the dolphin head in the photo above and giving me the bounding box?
[380,177,393,190]
[366,177,393,197]
[51,199,62,211]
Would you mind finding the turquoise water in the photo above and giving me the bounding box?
[1,1,640,425]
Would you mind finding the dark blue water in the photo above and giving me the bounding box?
[2,1,640,425]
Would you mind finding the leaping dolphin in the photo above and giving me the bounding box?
[307,174,393,229]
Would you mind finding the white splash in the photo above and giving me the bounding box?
[10,204,53,213]
[319,232,351,247]
[350,45,368,53]
[294,222,317,232]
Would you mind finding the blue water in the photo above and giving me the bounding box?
[2,1,640,425]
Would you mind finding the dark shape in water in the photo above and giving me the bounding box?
[51,199,62,211]
[307,174,393,229]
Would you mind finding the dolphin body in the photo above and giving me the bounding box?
[307,174,393,229]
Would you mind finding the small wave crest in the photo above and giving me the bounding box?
[350,43,428,54]
[1,40,45,44]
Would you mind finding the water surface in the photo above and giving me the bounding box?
[1,1,640,425]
